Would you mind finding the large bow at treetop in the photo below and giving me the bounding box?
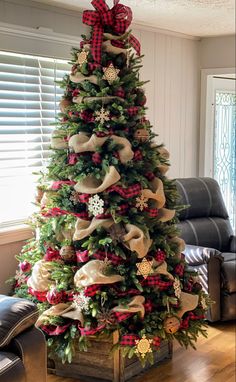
[83,0,140,65]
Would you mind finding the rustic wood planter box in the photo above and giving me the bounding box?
[48,332,172,382]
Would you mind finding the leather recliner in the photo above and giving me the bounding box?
[0,295,47,382]
[175,177,236,322]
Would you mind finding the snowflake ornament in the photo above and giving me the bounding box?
[72,292,91,313]
[103,63,120,84]
[76,49,89,66]
[173,277,182,298]
[136,193,148,211]
[200,295,208,310]
[94,107,110,125]
[88,194,104,216]
[135,335,153,358]
[136,258,153,279]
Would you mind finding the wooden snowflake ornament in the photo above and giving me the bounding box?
[103,63,120,84]
[136,193,148,211]
[77,49,89,66]
[135,335,153,358]
[136,258,153,279]
[94,107,110,125]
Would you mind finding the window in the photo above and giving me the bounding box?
[0,51,70,228]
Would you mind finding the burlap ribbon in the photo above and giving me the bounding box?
[74,166,120,194]
[74,259,124,287]
[177,292,199,318]
[51,130,68,150]
[27,260,54,292]
[141,178,175,222]
[153,260,174,280]
[73,217,114,241]
[36,303,84,327]
[69,133,134,164]
[84,40,127,56]
[73,95,124,105]
[169,236,186,259]
[157,146,170,174]
[70,72,98,85]
[123,224,152,258]
[113,296,145,318]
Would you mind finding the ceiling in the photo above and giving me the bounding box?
[31,0,235,37]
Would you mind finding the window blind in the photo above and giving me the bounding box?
[0,51,70,227]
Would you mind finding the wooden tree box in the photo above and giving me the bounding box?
[48,333,172,382]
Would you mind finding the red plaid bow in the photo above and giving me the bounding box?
[120,334,139,346]
[113,311,133,322]
[107,183,141,198]
[83,0,140,65]
[79,324,105,336]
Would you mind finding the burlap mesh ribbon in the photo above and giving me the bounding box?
[69,133,134,164]
[73,218,114,241]
[142,178,175,222]
[51,130,68,150]
[70,72,98,85]
[152,260,174,280]
[74,259,124,287]
[177,292,199,318]
[36,303,84,327]
[112,295,145,318]
[123,224,152,258]
[27,260,54,292]
[74,166,120,194]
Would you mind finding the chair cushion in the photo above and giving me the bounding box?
[0,295,38,348]
[0,352,25,382]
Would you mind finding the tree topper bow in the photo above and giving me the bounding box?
[83,0,140,65]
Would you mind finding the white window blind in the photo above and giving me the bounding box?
[0,51,70,228]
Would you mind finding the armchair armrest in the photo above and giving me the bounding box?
[0,295,38,349]
[183,245,222,322]
[229,235,236,252]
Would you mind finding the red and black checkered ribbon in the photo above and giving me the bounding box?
[117,203,129,215]
[120,334,139,346]
[79,324,105,336]
[141,276,173,290]
[82,0,140,65]
[146,208,158,218]
[51,180,76,190]
[107,183,141,198]
[78,194,90,203]
[144,299,153,313]
[92,250,123,265]
[115,288,140,297]
[113,311,133,322]
[84,284,101,297]
[41,207,89,220]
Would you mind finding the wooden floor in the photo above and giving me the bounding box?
[48,322,236,382]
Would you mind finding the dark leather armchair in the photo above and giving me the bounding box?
[0,295,47,382]
[176,177,236,322]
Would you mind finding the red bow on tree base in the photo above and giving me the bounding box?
[83,0,140,65]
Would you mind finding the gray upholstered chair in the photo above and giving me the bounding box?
[176,177,236,322]
[0,295,47,382]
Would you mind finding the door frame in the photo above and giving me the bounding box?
[199,67,235,177]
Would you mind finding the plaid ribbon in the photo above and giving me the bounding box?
[41,323,70,336]
[117,203,129,215]
[79,324,105,336]
[113,312,133,322]
[141,276,173,289]
[146,208,158,218]
[120,334,139,346]
[92,250,123,265]
[82,0,140,65]
[41,207,89,220]
[28,287,47,302]
[78,194,90,203]
[133,149,143,161]
[107,183,141,198]
[144,299,153,313]
[84,284,101,297]
[96,213,112,219]
[115,288,140,297]
[51,180,76,190]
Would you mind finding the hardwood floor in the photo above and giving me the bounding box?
[47,322,236,382]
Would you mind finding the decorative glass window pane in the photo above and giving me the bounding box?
[213,91,236,231]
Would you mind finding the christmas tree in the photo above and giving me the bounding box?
[13,0,210,365]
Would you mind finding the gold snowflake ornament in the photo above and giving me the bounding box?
[103,63,120,84]
[173,277,182,299]
[136,258,153,279]
[136,193,148,211]
[77,49,88,66]
[94,107,110,125]
[135,335,153,358]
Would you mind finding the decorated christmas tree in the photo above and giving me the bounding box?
[13,0,210,366]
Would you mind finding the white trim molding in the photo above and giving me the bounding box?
[0,225,33,245]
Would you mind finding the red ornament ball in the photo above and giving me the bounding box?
[20,261,31,273]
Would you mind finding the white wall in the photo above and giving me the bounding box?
[200,35,235,69]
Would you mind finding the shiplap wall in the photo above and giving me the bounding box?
[133,28,200,178]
